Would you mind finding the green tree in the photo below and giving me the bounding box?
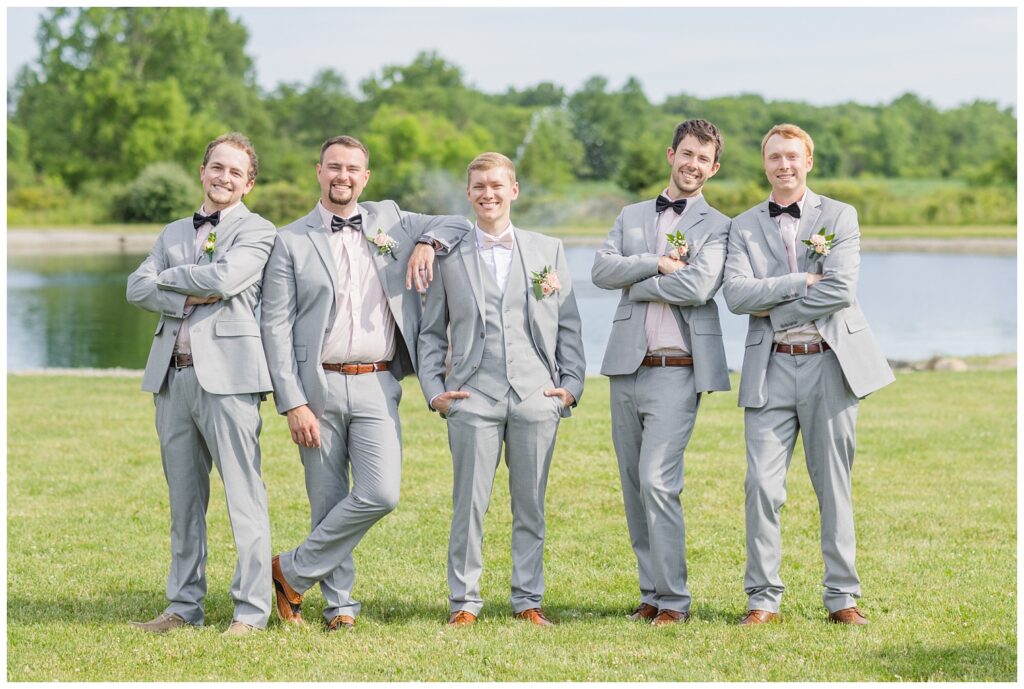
[12,7,264,188]
[517,109,585,190]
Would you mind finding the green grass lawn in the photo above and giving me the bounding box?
[6,371,1016,681]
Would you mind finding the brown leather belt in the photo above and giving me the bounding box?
[773,342,831,355]
[323,361,390,375]
[172,353,194,368]
[641,355,693,367]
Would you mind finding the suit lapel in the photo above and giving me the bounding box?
[755,202,792,272]
[177,218,197,265]
[673,196,709,244]
[306,208,340,300]
[796,189,823,272]
[641,200,659,254]
[514,229,549,355]
[459,238,487,320]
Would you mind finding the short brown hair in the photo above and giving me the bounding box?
[203,132,259,182]
[671,119,724,163]
[466,152,517,186]
[761,123,814,159]
[320,135,370,165]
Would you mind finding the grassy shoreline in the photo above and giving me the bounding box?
[6,371,1016,681]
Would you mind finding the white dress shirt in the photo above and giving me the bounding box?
[476,223,515,290]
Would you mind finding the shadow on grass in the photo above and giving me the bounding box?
[871,643,1017,681]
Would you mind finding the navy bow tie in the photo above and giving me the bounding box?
[192,210,221,230]
[331,215,363,232]
[768,201,801,218]
[655,195,687,215]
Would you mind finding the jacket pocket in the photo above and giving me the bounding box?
[214,320,260,337]
[845,313,869,334]
[293,345,307,362]
[613,304,632,322]
[745,329,766,347]
[692,318,722,335]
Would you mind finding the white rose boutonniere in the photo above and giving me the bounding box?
[802,227,835,257]
[203,231,217,260]
[666,229,688,260]
[530,266,561,300]
[371,229,399,256]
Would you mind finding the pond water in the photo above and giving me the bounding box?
[7,248,1016,373]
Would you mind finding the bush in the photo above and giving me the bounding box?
[246,180,315,227]
[117,162,199,223]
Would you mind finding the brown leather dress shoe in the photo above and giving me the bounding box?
[271,555,303,624]
[514,608,554,626]
[327,615,356,632]
[739,609,782,625]
[222,621,260,637]
[448,610,477,626]
[629,603,659,622]
[652,609,691,626]
[828,607,869,625]
[129,612,189,634]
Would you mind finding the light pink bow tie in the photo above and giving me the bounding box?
[481,235,513,250]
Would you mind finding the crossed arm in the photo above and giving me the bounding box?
[627,222,729,307]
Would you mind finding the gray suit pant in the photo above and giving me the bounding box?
[610,366,700,613]
[280,371,402,618]
[155,365,271,628]
[744,349,860,613]
[446,384,562,615]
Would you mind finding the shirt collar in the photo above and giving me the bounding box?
[197,200,242,226]
[318,200,361,231]
[475,223,515,249]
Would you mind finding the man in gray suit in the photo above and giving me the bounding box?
[418,152,585,627]
[127,132,276,637]
[592,119,731,626]
[724,123,894,626]
[261,135,471,631]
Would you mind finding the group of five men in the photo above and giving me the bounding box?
[127,118,892,636]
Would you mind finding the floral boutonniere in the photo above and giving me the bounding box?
[531,266,561,300]
[802,227,835,257]
[371,229,399,256]
[666,229,688,260]
[203,231,217,260]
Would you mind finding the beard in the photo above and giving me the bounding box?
[672,169,703,195]
[205,184,234,206]
[328,186,355,206]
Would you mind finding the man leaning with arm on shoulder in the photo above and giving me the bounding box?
[723,123,894,626]
[126,132,276,637]
[260,135,471,631]
[591,119,731,626]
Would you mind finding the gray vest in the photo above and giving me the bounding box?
[467,245,552,401]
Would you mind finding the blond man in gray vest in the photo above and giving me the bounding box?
[127,133,275,636]
[592,119,731,625]
[724,123,894,625]
[418,152,585,627]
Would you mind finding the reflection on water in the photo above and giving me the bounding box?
[6,248,1017,372]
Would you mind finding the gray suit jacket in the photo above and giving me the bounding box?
[591,196,731,393]
[127,203,276,395]
[723,189,895,407]
[418,228,586,417]
[260,201,471,417]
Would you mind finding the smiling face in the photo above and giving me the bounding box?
[199,143,255,211]
[467,165,519,234]
[666,134,720,198]
[317,143,370,214]
[763,133,813,204]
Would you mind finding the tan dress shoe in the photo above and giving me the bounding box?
[739,609,782,625]
[629,603,659,622]
[327,615,356,632]
[222,621,260,637]
[129,612,189,634]
[448,610,477,626]
[652,609,691,626]
[514,608,554,626]
[272,555,303,624]
[828,607,869,625]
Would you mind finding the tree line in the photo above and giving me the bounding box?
[7,7,1017,226]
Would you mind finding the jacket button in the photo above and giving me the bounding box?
[480,332,485,339]
[172,329,178,336]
